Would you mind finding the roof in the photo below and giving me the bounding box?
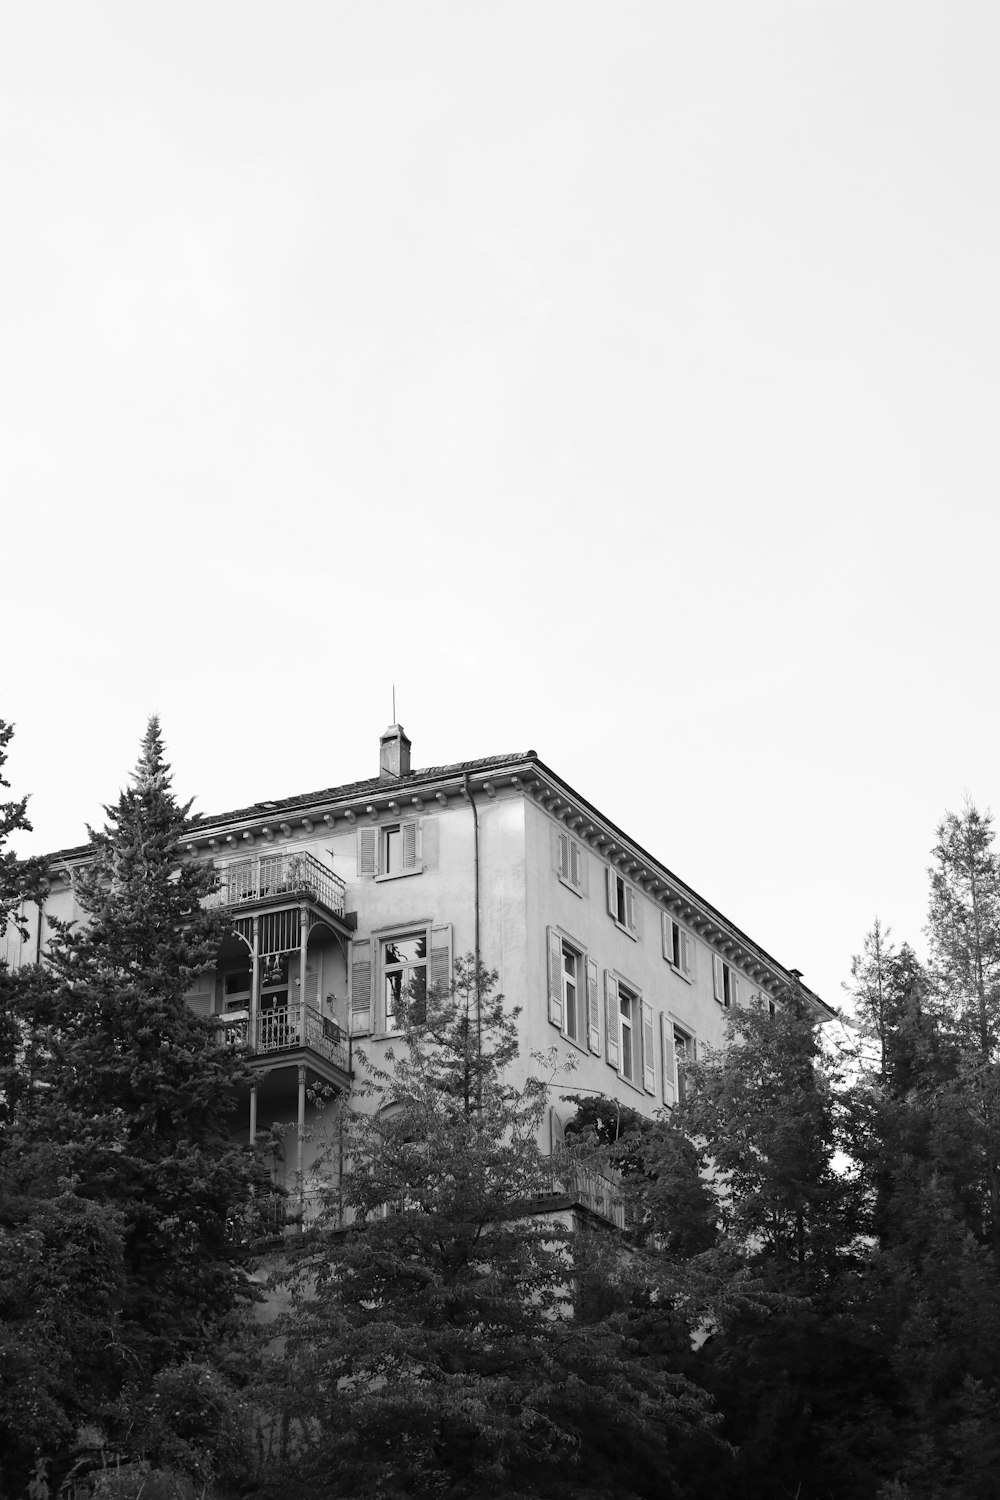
[194,751,535,833]
[41,744,832,1019]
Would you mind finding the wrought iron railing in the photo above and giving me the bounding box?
[211,1003,350,1073]
[227,1191,289,1247]
[206,851,345,918]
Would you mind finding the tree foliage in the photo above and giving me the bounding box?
[0,718,262,1495]
[261,958,721,1499]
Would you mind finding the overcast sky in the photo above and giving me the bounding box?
[3,1,999,1014]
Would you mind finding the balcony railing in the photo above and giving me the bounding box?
[212,1003,350,1073]
[541,1160,625,1229]
[206,851,346,919]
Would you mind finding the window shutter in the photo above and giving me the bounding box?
[547,927,563,1029]
[642,1000,656,1094]
[570,839,581,888]
[430,924,452,994]
[304,966,320,1006]
[606,865,617,917]
[586,957,601,1054]
[557,831,569,880]
[402,819,420,870]
[712,953,724,1003]
[731,974,740,1008]
[661,1013,677,1106]
[604,971,620,1069]
[350,939,372,1034]
[661,911,672,962]
[359,826,377,877]
[549,1105,566,1155]
[625,883,636,933]
[680,929,693,978]
[184,973,213,1019]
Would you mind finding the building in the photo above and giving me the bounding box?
[11,725,831,1229]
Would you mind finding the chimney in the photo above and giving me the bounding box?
[379,723,411,780]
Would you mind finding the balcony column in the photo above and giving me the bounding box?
[250,915,260,1053]
[299,907,309,1047]
[249,1081,257,1146]
[297,1063,306,1228]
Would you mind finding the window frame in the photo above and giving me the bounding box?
[358,820,423,882]
[606,866,639,940]
[555,828,587,898]
[712,953,740,1010]
[380,928,430,1033]
[547,927,601,1055]
[603,970,654,1093]
[661,1014,696,1107]
[661,912,695,982]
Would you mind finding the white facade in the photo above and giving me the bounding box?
[9,726,830,1226]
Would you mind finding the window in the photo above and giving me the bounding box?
[358,821,422,880]
[604,971,655,1093]
[350,925,453,1036]
[223,966,251,1012]
[547,928,601,1053]
[712,954,740,1009]
[382,932,428,1029]
[606,867,638,938]
[662,913,695,980]
[556,829,587,896]
[661,1016,696,1107]
[674,1027,695,1103]
[619,983,636,1080]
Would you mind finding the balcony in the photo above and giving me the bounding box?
[540,1160,625,1229]
[213,1002,350,1074]
[207,850,346,921]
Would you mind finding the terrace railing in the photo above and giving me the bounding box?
[211,1003,350,1073]
[206,850,346,919]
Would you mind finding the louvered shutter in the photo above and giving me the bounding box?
[661,1014,677,1106]
[304,966,320,1006]
[358,826,378,876]
[625,883,637,935]
[680,929,693,978]
[570,840,581,889]
[606,865,617,918]
[430,924,452,993]
[184,973,213,1019]
[550,1106,566,1155]
[731,975,740,1008]
[605,971,620,1069]
[641,1000,656,1094]
[586,957,601,1054]
[713,953,724,1003]
[557,832,569,880]
[402,819,420,870]
[661,911,672,962]
[351,939,372,1034]
[547,927,563,1028]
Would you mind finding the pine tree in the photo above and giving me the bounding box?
[0,717,45,942]
[927,801,1000,1266]
[263,958,720,1499]
[27,720,264,1440]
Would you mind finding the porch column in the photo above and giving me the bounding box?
[297,1063,306,1229]
[299,907,309,1046]
[250,915,260,1054]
